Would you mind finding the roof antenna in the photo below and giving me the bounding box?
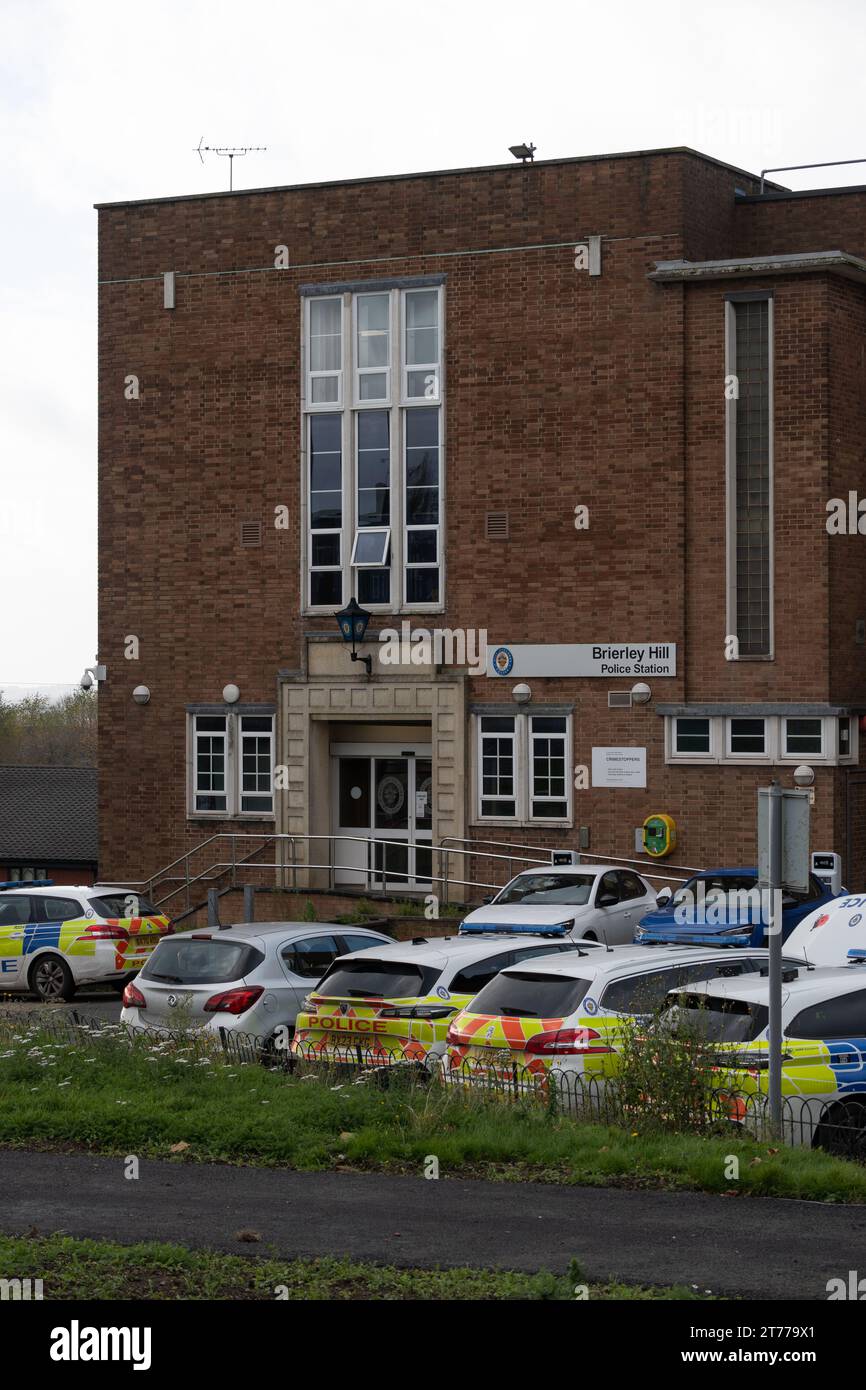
[195,137,268,191]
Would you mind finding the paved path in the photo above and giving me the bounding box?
[1,1148,864,1298]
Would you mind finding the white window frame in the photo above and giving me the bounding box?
[306,296,343,410]
[725,716,772,761]
[238,716,276,815]
[474,713,573,826]
[668,715,716,763]
[402,287,442,404]
[780,716,826,762]
[188,713,275,820]
[351,527,391,567]
[354,291,392,406]
[836,715,859,765]
[529,715,572,823]
[302,284,444,617]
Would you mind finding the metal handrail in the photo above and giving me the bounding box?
[438,833,697,883]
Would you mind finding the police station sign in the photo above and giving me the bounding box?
[486,643,676,678]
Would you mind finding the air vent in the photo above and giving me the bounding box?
[240,519,262,548]
[608,691,633,709]
[485,511,509,540]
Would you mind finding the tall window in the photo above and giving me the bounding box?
[476,713,572,824]
[304,282,443,611]
[727,296,772,657]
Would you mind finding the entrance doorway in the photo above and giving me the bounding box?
[331,743,432,890]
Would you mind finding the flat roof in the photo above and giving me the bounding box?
[93,145,784,211]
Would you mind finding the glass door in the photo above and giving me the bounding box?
[333,747,432,890]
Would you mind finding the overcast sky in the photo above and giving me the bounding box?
[1,0,863,698]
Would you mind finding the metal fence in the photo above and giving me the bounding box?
[3,1010,866,1162]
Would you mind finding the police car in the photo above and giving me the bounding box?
[0,881,172,1001]
[785,893,866,967]
[292,928,592,1067]
[660,959,866,1154]
[445,942,797,1082]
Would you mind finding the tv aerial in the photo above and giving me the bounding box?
[194,137,268,191]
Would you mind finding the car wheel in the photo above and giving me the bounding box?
[109,975,134,995]
[29,954,76,1003]
[813,1098,866,1160]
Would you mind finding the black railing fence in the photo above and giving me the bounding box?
[2,1009,866,1162]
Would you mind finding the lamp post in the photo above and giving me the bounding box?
[335,597,373,675]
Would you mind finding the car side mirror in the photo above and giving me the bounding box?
[656,887,673,908]
[597,892,617,908]
[482,896,493,905]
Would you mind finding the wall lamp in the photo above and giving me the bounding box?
[335,597,373,675]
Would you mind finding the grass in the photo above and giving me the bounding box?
[1,1020,865,1202]
[0,1234,706,1300]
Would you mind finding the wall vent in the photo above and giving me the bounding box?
[240,519,262,548]
[485,511,509,540]
[608,691,633,709]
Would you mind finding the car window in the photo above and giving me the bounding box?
[596,872,620,904]
[339,933,388,954]
[315,958,441,999]
[672,874,757,907]
[39,897,83,923]
[601,960,760,1015]
[141,938,264,984]
[788,988,866,1040]
[783,876,830,908]
[494,873,595,906]
[90,893,158,918]
[0,894,34,927]
[663,993,769,1044]
[468,971,593,1019]
[281,935,341,980]
[616,871,646,901]
[450,951,514,995]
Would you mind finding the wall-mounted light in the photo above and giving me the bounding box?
[223,683,240,704]
[793,764,815,787]
[132,685,150,705]
[631,682,652,705]
[335,597,373,675]
[512,682,532,704]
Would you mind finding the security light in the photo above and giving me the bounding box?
[509,143,536,163]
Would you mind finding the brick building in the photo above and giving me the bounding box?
[95,146,866,907]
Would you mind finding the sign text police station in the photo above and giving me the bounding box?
[487,643,676,678]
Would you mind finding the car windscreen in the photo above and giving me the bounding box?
[671,874,757,907]
[661,993,769,1043]
[140,938,264,985]
[468,970,592,1019]
[315,958,441,999]
[495,874,595,906]
[91,893,158,918]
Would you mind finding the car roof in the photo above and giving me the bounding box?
[673,963,866,1003]
[508,864,644,880]
[687,868,758,878]
[0,884,94,896]
[183,921,391,943]
[496,943,770,982]
[328,933,579,968]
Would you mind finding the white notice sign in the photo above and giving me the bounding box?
[592,747,647,789]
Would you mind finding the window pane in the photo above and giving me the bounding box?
[311,533,340,567]
[730,718,765,753]
[358,568,390,605]
[407,369,438,399]
[310,492,342,526]
[359,372,387,400]
[358,411,390,525]
[785,719,822,755]
[732,299,771,657]
[353,530,389,566]
[405,407,439,448]
[406,487,438,524]
[407,530,437,564]
[406,291,438,365]
[311,376,339,403]
[406,568,439,604]
[310,298,342,371]
[840,717,852,756]
[311,570,342,605]
[676,718,711,753]
[358,489,390,526]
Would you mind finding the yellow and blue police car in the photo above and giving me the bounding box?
[0,880,172,1002]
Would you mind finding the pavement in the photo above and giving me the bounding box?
[1,1148,864,1298]
[0,989,123,1024]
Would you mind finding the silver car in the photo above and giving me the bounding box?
[119,920,393,1045]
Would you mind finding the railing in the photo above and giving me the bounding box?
[111,830,698,920]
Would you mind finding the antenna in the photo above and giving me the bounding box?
[194,137,268,191]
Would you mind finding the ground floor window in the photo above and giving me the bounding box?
[475,712,571,825]
[666,713,855,766]
[190,712,275,817]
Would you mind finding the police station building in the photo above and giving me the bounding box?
[95,146,866,904]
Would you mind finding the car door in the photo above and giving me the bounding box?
[591,872,631,944]
[278,934,343,1017]
[614,871,650,943]
[0,892,35,986]
[781,876,833,936]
